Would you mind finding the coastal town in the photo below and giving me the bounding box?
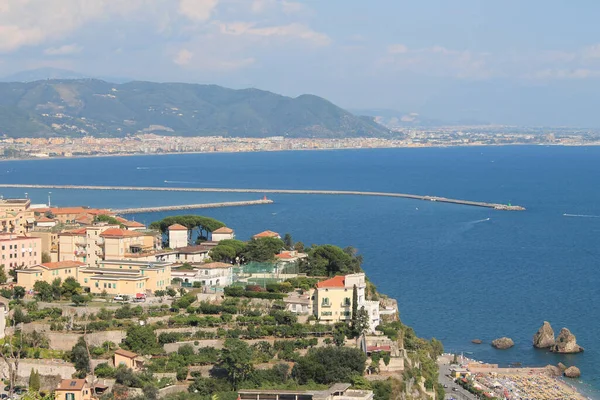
[2,127,600,160]
[0,197,589,400]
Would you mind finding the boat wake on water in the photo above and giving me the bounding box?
[469,217,491,224]
[563,213,600,218]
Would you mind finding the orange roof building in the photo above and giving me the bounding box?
[55,379,91,400]
[252,230,280,239]
[168,224,188,231]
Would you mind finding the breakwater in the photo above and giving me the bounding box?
[0,184,525,211]
[113,199,273,214]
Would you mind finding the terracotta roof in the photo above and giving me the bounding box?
[253,230,280,239]
[39,261,85,270]
[36,216,55,223]
[101,228,142,238]
[174,245,210,253]
[367,345,391,352]
[115,348,138,359]
[168,224,188,231]
[37,207,113,216]
[75,214,94,224]
[316,275,346,288]
[56,379,87,391]
[60,227,87,236]
[197,262,232,269]
[275,251,294,259]
[122,220,145,228]
[213,227,233,234]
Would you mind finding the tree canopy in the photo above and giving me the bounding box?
[292,346,366,384]
[123,325,159,355]
[243,237,285,262]
[218,338,254,389]
[209,240,247,264]
[302,245,363,276]
[149,215,226,244]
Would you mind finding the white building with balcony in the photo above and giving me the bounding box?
[171,262,233,287]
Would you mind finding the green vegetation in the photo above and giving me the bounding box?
[292,346,366,384]
[243,237,286,262]
[95,214,124,226]
[150,215,225,243]
[209,239,248,263]
[302,245,363,276]
[0,80,390,139]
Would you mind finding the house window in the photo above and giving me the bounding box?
[321,311,332,316]
[84,278,88,283]
[95,282,99,287]
[344,297,351,306]
[321,298,330,307]
[66,393,75,400]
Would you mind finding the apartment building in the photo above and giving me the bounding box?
[33,207,113,224]
[0,233,42,269]
[79,260,171,295]
[16,261,85,290]
[171,262,233,287]
[311,273,381,332]
[0,199,34,234]
[59,225,160,267]
[17,259,171,296]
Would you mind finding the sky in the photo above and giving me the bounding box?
[2,0,600,126]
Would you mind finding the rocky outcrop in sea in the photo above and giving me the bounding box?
[564,366,581,378]
[551,328,584,353]
[533,321,555,348]
[491,337,514,349]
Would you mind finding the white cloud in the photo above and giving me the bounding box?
[382,44,494,79]
[178,0,219,22]
[0,0,148,52]
[251,0,304,14]
[44,44,83,56]
[530,68,600,80]
[174,48,194,65]
[387,44,408,54]
[217,22,331,46]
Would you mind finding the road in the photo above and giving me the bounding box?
[438,358,480,400]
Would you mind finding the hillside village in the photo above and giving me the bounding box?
[0,198,444,400]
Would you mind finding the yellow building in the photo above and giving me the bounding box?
[101,228,154,259]
[29,229,60,262]
[55,379,92,400]
[0,199,34,235]
[34,207,113,225]
[16,261,85,290]
[114,348,145,370]
[59,225,160,268]
[79,260,171,296]
[312,273,381,332]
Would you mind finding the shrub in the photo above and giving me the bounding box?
[95,363,117,378]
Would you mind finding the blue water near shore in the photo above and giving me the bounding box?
[1,146,600,397]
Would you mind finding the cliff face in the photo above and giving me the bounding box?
[533,321,555,348]
[552,328,584,353]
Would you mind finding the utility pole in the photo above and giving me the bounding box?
[48,192,52,207]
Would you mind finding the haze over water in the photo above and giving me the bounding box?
[1,146,599,397]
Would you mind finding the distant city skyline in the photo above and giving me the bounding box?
[2,1,600,126]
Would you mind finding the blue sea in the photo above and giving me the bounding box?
[1,146,599,396]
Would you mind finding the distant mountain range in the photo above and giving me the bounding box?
[0,78,390,138]
[0,67,131,84]
[350,108,490,128]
